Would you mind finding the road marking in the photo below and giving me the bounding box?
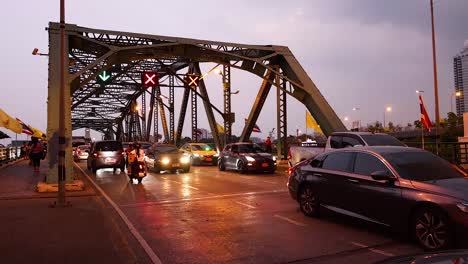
[235,201,256,209]
[166,179,199,190]
[262,180,277,184]
[274,214,307,227]
[349,241,395,257]
[121,189,288,208]
[75,164,162,264]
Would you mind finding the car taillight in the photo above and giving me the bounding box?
[288,166,295,175]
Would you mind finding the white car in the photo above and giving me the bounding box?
[73,145,90,161]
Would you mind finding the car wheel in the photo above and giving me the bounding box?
[411,207,453,250]
[298,185,319,217]
[153,165,160,174]
[183,166,190,173]
[268,169,276,174]
[87,164,91,170]
[92,165,97,173]
[218,159,226,171]
[237,160,247,174]
[138,178,143,184]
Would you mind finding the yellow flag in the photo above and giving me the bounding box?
[306,111,323,134]
[0,108,22,134]
[29,125,46,139]
[216,123,225,134]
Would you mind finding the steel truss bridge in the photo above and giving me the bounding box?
[45,22,345,182]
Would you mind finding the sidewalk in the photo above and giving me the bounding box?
[0,159,150,264]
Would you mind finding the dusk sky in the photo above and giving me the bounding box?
[1,0,468,144]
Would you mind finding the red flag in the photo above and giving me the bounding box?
[16,118,34,135]
[419,95,432,132]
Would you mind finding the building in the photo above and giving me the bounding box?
[454,40,468,116]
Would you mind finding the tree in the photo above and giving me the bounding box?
[387,122,395,132]
[414,120,422,128]
[367,121,383,133]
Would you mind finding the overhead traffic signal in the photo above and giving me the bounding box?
[142,72,159,87]
[185,73,200,89]
[97,70,112,85]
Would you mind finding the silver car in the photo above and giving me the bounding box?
[73,145,90,161]
[87,140,125,173]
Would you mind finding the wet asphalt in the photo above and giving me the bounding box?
[76,162,422,264]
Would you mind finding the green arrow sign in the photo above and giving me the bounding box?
[98,71,111,82]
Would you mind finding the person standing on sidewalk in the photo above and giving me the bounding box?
[28,137,44,172]
[265,136,272,153]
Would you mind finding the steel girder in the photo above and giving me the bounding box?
[51,22,344,147]
[223,65,232,146]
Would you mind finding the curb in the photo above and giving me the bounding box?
[36,180,85,193]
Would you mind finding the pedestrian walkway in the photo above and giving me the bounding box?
[0,159,151,264]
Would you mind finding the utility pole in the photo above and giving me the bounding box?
[430,0,441,155]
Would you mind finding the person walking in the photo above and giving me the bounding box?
[28,137,44,172]
[265,136,272,153]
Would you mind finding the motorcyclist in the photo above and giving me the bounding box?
[127,142,145,175]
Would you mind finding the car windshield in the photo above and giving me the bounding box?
[238,144,264,153]
[384,151,466,181]
[360,134,406,146]
[153,146,179,153]
[95,142,121,151]
[78,145,89,151]
[192,144,212,151]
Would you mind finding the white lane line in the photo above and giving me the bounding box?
[166,179,199,190]
[121,189,288,208]
[349,242,395,257]
[75,164,162,264]
[262,180,277,184]
[274,214,308,227]
[235,201,256,209]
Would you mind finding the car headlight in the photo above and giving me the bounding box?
[213,153,219,157]
[161,157,170,165]
[457,203,468,213]
[193,154,200,157]
[273,156,277,161]
[180,156,190,164]
[245,156,255,162]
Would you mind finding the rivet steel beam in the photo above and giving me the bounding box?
[156,87,169,142]
[169,75,175,144]
[240,69,275,142]
[223,64,231,147]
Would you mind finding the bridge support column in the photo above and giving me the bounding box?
[223,65,232,147]
[169,75,175,144]
[276,72,288,160]
[46,25,73,184]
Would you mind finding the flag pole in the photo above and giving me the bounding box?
[421,128,425,150]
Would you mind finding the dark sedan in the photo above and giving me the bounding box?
[144,144,191,173]
[218,142,277,173]
[287,146,468,251]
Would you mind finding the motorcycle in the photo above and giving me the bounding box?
[128,161,147,183]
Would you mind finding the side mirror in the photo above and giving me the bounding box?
[371,170,396,182]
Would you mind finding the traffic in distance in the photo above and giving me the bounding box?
[71,131,468,252]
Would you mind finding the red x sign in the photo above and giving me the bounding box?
[142,72,158,87]
[185,74,200,88]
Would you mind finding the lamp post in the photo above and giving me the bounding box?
[451,91,462,114]
[383,106,392,130]
[430,0,441,155]
[352,107,361,131]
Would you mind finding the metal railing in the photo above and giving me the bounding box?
[405,142,468,165]
[0,147,22,166]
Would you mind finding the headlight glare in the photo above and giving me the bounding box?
[213,153,219,157]
[193,154,200,157]
[457,203,468,213]
[246,156,255,162]
[161,157,170,165]
[180,156,190,164]
[273,156,277,161]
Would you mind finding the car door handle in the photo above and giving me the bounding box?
[313,173,323,177]
[347,179,360,184]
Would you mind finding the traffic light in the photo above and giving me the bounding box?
[97,70,112,85]
[142,72,159,87]
[185,73,200,89]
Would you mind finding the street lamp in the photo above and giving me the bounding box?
[383,106,392,129]
[451,91,462,114]
[352,107,361,131]
[32,48,49,56]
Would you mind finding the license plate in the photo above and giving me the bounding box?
[105,158,116,163]
[205,158,213,161]
[171,163,180,167]
[262,163,269,167]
